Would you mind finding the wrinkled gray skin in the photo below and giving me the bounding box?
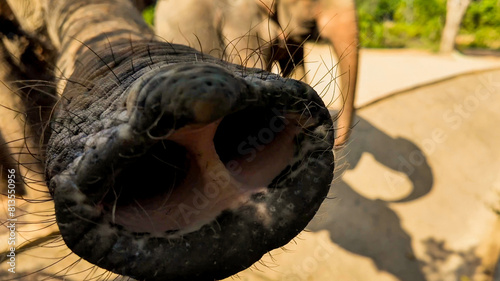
[0,0,334,280]
[155,0,358,148]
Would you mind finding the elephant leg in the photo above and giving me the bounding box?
[317,0,359,148]
[290,62,307,82]
[286,44,308,82]
[276,42,305,79]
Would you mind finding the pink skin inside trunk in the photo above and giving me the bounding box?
[107,117,299,235]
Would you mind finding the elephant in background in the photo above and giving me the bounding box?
[154,0,359,148]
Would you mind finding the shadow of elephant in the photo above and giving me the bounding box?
[307,114,434,281]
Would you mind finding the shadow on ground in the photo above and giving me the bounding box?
[308,116,434,281]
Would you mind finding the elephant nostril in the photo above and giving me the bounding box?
[102,140,189,207]
[214,106,298,187]
[99,104,300,235]
[214,107,289,163]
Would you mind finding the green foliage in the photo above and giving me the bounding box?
[142,5,155,26]
[458,0,500,49]
[356,0,446,49]
[462,0,500,30]
[373,0,400,21]
[356,0,499,51]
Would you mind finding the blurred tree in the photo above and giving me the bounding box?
[440,0,471,53]
[459,0,500,49]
